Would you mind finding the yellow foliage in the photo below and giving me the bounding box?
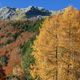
[30,7,80,80]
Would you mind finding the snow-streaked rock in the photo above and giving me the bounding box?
[0,6,52,20]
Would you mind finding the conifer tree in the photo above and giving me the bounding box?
[30,7,80,80]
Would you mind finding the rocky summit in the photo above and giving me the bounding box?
[0,6,51,20]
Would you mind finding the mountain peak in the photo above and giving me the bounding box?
[0,6,51,20]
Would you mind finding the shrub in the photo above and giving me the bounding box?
[5,39,14,45]
[7,75,20,80]
[0,64,6,79]
[12,32,20,40]
[0,55,9,66]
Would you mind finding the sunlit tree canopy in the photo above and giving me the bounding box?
[30,6,80,80]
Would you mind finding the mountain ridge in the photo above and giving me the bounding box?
[0,6,52,20]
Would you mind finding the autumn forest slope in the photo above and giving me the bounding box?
[0,19,43,79]
[0,6,80,80]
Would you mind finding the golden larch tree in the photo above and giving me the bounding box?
[30,6,80,80]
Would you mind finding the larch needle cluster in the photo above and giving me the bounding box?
[30,7,80,80]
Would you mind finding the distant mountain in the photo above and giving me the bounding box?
[0,6,51,20]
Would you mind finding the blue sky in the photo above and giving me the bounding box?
[0,0,80,10]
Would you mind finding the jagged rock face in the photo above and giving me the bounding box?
[25,6,51,18]
[0,7,16,20]
[0,6,51,20]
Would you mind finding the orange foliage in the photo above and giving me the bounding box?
[31,7,80,80]
[0,20,35,76]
